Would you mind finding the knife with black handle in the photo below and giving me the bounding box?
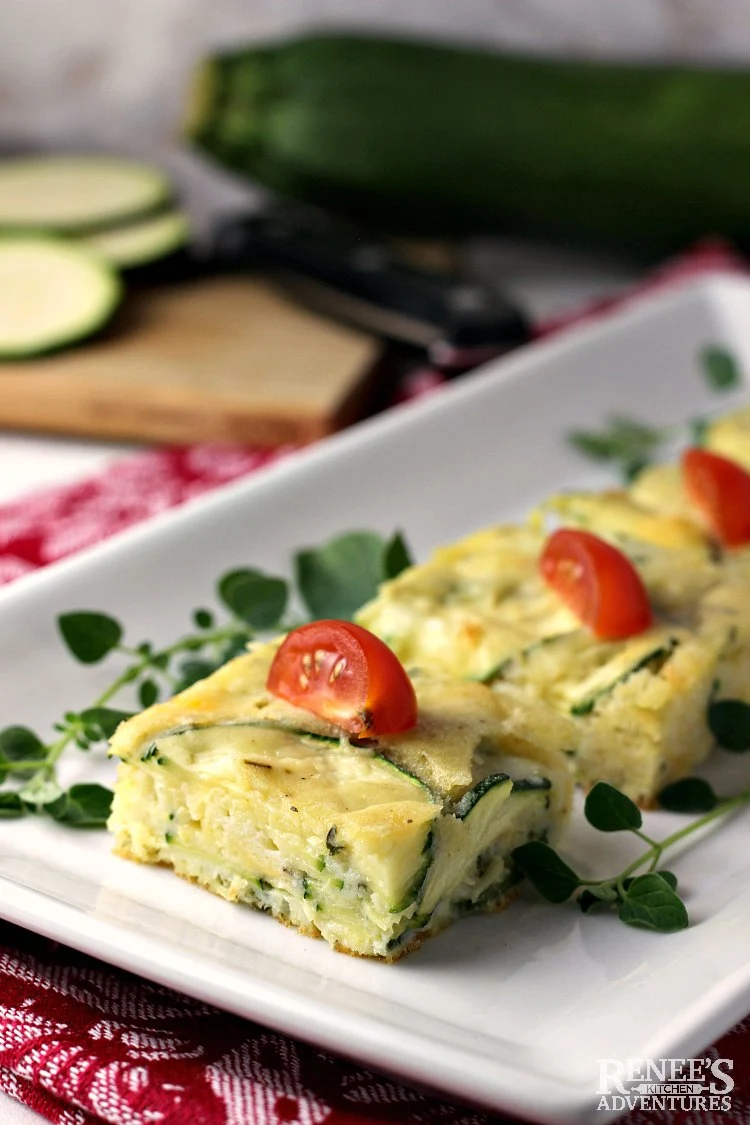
[211,208,530,373]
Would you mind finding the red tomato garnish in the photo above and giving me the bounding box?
[266,620,417,737]
[681,447,750,547]
[539,528,653,640]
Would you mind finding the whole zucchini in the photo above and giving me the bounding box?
[186,35,750,255]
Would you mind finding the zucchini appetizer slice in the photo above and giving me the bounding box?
[629,448,750,554]
[0,237,121,358]
[108,638,572,960]
[542,489,750,770]
[535,489,707,551]
[0,155,171,233]
[84,209,190,272]
[357,523,750,805]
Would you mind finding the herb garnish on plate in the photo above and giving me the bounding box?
[0,530,411,827]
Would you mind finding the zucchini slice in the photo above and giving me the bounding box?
[568,638,679,716]
[0,156,171,233]
[0,238,121,358]
[84,210,190,269]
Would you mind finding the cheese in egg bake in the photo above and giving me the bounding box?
[703,404,750,471]
[108,639,572,961]
[357,524,745,804]
[616,403,750,541]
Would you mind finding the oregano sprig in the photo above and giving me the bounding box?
[0,529,412,828]
[513,778,750,933]
[700,345,742,392]
[567,342,743,481]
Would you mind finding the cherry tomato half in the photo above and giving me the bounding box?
[266,620,417,737]
[681,447,750,548]
[539,528,653,640]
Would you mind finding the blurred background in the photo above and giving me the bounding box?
[9,0,750,149]
[1,0,749,456]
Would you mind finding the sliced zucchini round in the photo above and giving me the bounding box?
[84,210,190,269]
[0,237,121,358]
[0,156,171,233]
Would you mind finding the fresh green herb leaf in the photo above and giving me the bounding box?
[568,416,669,484]
[218,569,288,629]
[511,841,581,903]
[617,873,689,933]
[58,612,123,664]
[193,608,214,629]
[568,430,628,461]
[174,658,221,691]
[700,345,741,392]
[0,792,24,817]
[18,775,64,806]
[568,432,620,463]
[658,777,717,813]
[708,699,750,752]
[578,883,619,913]
[654,870,678,892]
[382,531,413,580]
[584,781,642,832]
[139,680,159,708]
[46,783,113,827]
[608,416,666,446]
[0,726,47,777]
[218,635,251,663]
[690,416,710,445]
[78,708,134,741]
[623,458,649,483]
[578,889,606,914]
[296,531,389,620]
[569,417,665,462]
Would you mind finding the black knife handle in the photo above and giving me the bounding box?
[212,209,530,368]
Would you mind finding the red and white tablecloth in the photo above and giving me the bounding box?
[1,240,749,1125]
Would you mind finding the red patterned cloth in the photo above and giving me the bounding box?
[0,922,501,1125]
[0,445,293,587]
[1,239,749,1125]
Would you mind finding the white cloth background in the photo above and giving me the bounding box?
[2,0,750,154]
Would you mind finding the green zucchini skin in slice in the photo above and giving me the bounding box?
[453,773,513,819]
[0,156,172,234]
[569,640,679,716]
[0,237,121,359]
[391,773,552,951]
[122,715,557,956]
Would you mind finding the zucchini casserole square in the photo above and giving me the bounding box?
[357,523,750,805]
[108,640,572,960]
[547,485,750,707]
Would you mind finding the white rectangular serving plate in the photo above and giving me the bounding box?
[3,276,750,1125]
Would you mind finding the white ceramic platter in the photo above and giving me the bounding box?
[2,276,750,1124]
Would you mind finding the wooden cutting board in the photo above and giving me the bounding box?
[0,276,382,446]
